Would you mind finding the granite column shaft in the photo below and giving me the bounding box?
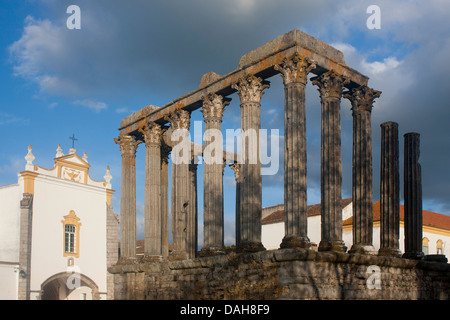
[161,145,170,258]
[344,85,381,254]
[232,74,269,252]
[275,54,315,249]
[114,135,140,260]
[230,163,242,246]
[378,122,401,257]
[312,71,348,253]
[166,109,192,260]
[140,122,163,259]
[201,94,229,255]
[187,157,198,258]
[403,132,424,259]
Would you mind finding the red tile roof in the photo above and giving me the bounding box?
[262,199,450,231]
[342,201,450,231]
[261,198,353,225]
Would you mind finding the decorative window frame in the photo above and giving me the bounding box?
[61,210,81,258]
[436,239,443,255]
[422,237,429,255]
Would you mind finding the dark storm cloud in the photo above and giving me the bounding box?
[10,0,337,101]
[9,0,450,213]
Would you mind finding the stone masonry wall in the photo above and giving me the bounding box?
[108,248,450,300]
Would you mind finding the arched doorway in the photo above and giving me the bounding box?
[40,272,100,300]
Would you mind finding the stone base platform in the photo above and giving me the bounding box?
[108,248,450,300]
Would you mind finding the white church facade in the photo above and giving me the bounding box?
[261,199,450,259]
[0,145,119,300]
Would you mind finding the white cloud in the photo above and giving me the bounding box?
[0,158,24,176]
[333,42,402,76]
[361,57,401,75]
[7,0,450,214]
[115,107,132,114]
[73,99,107,112]
[9,16,72,94]
[331,42,413,106]
[0,113,30,126]
[49,102,59,109]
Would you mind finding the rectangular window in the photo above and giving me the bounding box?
[65,224,76,253]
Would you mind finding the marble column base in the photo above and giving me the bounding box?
[318,240,347,253]
[117,256,138,265]
[402,251,424,260]
[424,254,448,263]
[280,235,311,249]
[348,244,377,255]
[198,247,226,257]
[378,247,402,258]
[169,250,188,261]
[236,241,266,253]
[142,255,163,262]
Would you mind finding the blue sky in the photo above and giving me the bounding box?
[1,1,449,245]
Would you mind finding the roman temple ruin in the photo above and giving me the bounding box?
[109,30,449,300]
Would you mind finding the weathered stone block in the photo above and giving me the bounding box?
[110,248,450,300]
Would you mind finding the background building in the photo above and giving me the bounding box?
[261,199,450,258]
[0,145,119,300]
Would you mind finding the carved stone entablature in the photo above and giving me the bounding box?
[164,109,191,131]
[114,135,140,158]
[274,53,316,86]
[139,121,163,148]
[199,72,222,89]
[311,70,350,100]
[343,85,382,115]
[232,73,270,105]
[201,93,230,123]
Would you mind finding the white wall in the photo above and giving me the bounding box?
[29,174,107,298]
[0,263,19,300]
[263,204,450,260]
[262,222,284,250]
[307,215,321,246]
[336,224,449,258]
[262,215,323,250]
[0,184,20,263]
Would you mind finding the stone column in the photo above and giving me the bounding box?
[161,144,171,258]
[230,163,241,246]
[140,122,163,260]
[403,132,424,260]
[114,135,140,261]
[232,73,269,253]
[187,156,199,258]
[275,53,315,249]
[200,94,229,255]
[311,70,348,253]
[165,109,191,260]
[378,122,401,257]
[344,85,381,254]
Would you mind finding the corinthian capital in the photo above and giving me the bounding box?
[229,163,241,181]
[164,109,191,131]
[232,73,270,105]
[311,70,350,100]
[161,143,171,165]
[201,93,230,123]
[274,53,316,85]
[114,135,140,158]
[139,121,163,147]
[343,85,382,114]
